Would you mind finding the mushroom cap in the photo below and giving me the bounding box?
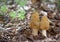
[29,11,40,29]
[40,15,50,30]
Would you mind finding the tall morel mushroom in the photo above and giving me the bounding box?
[40,15,50,37]
[29,11,40,36]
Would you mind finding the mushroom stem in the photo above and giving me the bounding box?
[42,30,47,37]
[32,28,38,36]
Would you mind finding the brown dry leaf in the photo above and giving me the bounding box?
[48,12,55,19]
[0,21,4,24]
[40,15,50,30]
[12,28,17,35]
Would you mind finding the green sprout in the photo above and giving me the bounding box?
[19,15,25,20]
[15,0,27,7]
[19,0,27,7]
[9,11,16,19]
[18,9,25,20]
[0,5,7,13]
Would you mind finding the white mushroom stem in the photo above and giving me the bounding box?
[42,30,47,37]
[32,28,38,36]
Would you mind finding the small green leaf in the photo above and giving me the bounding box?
[19,0,27,6]
[15,0,20,3]
[0,5,7,13]
[18,9,25,20]
[19,15,25,20]
[18,10,25,15]
[9,11,16,19]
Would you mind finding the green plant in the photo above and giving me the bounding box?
[0,5,7,13]
[18,9,25,20]
[9,11,16,19]
[15,0,27,7]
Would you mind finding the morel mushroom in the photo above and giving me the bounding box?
[29,11,40,36]
[40,15,50,37]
